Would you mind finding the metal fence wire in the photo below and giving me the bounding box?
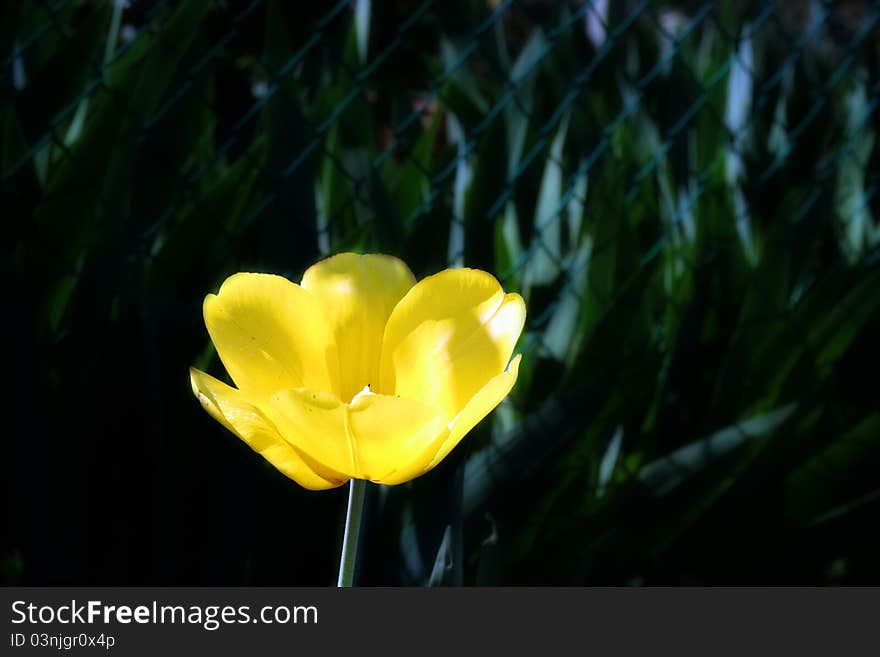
[3,0,880,585]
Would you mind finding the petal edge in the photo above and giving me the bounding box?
[380,268,525,419]
[301,253,416,402]
[348,392,448,484]
[203,272,339,397]
[428,353,522,469]
[190,368,344,490]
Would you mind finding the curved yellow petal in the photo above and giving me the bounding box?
[428,353,521,469]
[189,368,344,490]
[267,387,447,484]
[301,253,416,402]
[380,268,526,421]
[265,388,354,482]
[203,273,339,398]
[348,392,448,484]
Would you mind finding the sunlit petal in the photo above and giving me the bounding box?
[380,268,526,421]
[301,253,416,402]
[429,354,521,469]
[348,392,448,484]
[203,273,339,397]
[189,368,344,490]
[265,388,354,482]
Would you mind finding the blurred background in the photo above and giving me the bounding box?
[2,0,879,585]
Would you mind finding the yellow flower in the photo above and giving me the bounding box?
[190,253,526,489]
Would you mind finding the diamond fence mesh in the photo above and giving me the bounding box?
[3,1,880,585]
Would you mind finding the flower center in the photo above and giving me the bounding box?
[350,384,374,405]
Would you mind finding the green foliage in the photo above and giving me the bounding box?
[3,0,879,585]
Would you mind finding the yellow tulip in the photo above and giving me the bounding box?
[190,253,526,489]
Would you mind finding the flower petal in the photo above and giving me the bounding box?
[348,393,448,484]
[267,388,448,484]
[203,273,339,398]
[189,368,344,490]
[429,354,521,469]
[380,268,526,420]
[301,253,416,402]
[265,388,354,481]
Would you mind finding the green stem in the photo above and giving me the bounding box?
[337,478,367,587]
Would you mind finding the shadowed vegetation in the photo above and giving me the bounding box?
[2,0,879,585]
